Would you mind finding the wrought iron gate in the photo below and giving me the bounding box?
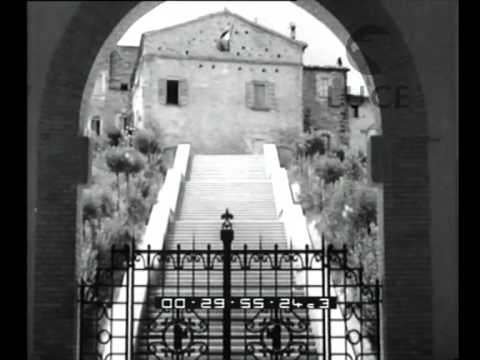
[78,212,382,360]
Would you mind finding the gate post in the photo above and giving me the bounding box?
[220,209,234,359]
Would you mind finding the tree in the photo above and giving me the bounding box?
[133,128,161,163]
[105,125,123,147]
[105,147,127,210]
[122,149,145,200]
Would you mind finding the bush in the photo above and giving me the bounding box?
[105,147,127,176]
[343,153,366,181]
[304,133,326,157]
[133,128,161,160]
[127,196,149,225]
[105,126,123,146]
[350,184,377,234]
[313,156,344,184]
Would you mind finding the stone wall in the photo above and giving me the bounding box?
[136,57,303,154]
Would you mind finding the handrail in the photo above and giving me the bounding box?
[103,144,191,360]
[264,144,314,248]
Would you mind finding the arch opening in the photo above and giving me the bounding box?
[30,1,435,360]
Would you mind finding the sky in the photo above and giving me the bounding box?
[118,1,366,94]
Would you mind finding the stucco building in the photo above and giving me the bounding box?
[83,9,359,153]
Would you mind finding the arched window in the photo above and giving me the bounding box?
[90,115,101,136]
[216,28,231,52]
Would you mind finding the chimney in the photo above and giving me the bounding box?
[289,22,296,40]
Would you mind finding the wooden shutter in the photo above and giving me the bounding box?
[330,76,343,107]
[179,79,188,106]
[266,81,276,110]
[245,81,254,109]
[158,78,167,105]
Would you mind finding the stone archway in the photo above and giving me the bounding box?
[29,1,455,360]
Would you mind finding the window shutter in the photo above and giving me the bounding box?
[245,81,254,109]
[158,78,167,105]
[266,81,276,110]
[179,79,188,106]
[330,76,343,107]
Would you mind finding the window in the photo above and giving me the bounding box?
[217,29,231,52]
[166,80,179,105]
[246,81,274,111]
[90,116,101,136]
[159,79,188,106]
[317,78,330,98]
[120,83,129,91]
[352,105,359,118]
[253,83,267,108]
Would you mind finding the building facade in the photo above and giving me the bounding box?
[347,93,377,155]
[83,46,138,137]
[83,9,361,154]
[302,65,350,149]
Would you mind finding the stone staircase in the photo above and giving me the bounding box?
[135,154,319,359]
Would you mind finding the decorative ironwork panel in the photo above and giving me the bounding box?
[77,215,381,360]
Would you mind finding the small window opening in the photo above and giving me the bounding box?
[166,80,179,105]
[90,116,101,136]
[352,105,359,118]
[119,114,131,132]
[217,29,230,52]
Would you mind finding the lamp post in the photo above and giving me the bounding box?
[220,208,234,359]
